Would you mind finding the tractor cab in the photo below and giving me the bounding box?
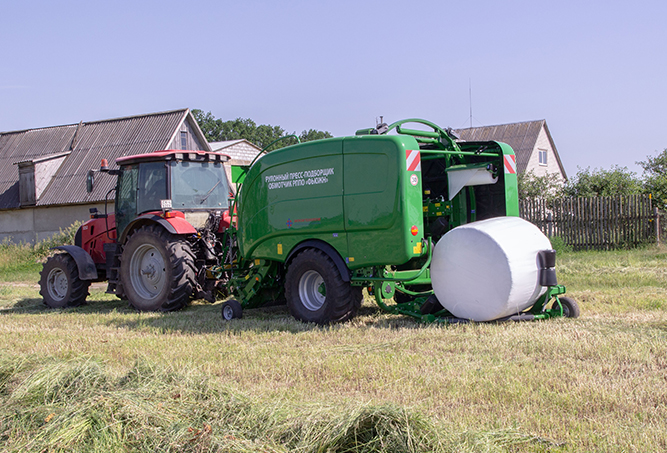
[113,150,231,236]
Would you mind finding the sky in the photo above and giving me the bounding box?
[1,0,665,177]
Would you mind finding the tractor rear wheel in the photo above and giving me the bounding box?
[285,249,361,324]
[120,225,196,311]
[40,253,90,308]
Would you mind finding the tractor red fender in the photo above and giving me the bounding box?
[52,245,99,280]
[119,212,197,243]
[218,209,231,232]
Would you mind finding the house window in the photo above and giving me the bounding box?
[180,131,188,150]
[538,148,548,166]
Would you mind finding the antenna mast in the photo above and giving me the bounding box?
[469,78,473,128]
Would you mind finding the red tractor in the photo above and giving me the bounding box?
[39,150,233,311]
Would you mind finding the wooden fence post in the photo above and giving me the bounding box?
[655,207,660,245]
[519,194,655,250]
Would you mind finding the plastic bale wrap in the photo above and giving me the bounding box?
[430,217,552,321]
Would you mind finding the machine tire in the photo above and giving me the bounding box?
[285,249,361,324]
[221,299,243,320]
[557,296,580,319]
[120,225,196,311]
[352,286,364,311]
[39,253,90,308]
[419,294,442,315]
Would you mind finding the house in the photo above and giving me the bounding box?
[454,120,567,181]
[208,139,262,190]
[0,109,210,244]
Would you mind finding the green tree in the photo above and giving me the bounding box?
[638,148,667,210]
[638,148,667,176]
[192,109,332,152]
[299,129,333,142]
[517,170,564,200]
[563,165,642,197]
[191,109,224,142]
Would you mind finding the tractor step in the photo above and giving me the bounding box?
[103,242,123,297]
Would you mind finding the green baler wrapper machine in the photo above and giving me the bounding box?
[218,119,577,324]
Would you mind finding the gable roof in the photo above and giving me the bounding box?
[454,120,567,178]
[209,139,262,162]
[0,109,209,210]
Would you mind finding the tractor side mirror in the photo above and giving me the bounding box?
[86,170,95,193]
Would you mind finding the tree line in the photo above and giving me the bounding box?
[192,109,332,152]
[518,149,667,210]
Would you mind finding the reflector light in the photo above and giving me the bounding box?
[411,225,418,236]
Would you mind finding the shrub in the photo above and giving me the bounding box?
[34,221,83,258]
[550,235,572,254]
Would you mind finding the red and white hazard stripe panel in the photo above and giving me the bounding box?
[406,150,421,172]
[503,154,517,174]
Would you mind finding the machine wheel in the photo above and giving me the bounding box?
[285,249,361,324]
[120,225,196,311]
[557,296,580,318]
[221,299,243,320]
[419,294,442,315]
[39,253,90,308]
[352,286,364,312]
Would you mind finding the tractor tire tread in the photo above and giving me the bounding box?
[120,225,196,311]
[39,253,90,308]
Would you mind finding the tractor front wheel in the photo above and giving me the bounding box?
[39,254,90,308]
[285,249,361,324]
[120,225,196,311]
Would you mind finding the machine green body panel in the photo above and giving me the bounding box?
[231,165,249,185]
[237,138,346,261]
[342,135,424,268]
[497,142,520,216]
[237,135,425,268]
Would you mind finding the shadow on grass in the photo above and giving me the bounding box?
[1,295,129,315]
[1,295,429,335]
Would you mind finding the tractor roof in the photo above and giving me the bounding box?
[116,149,230,166]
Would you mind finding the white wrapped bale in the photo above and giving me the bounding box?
[430,217,552,321]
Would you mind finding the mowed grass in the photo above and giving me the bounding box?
[0,246,666,452]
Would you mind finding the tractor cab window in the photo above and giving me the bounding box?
[115,164,139,237]
[136,162,168,214]
[170,161,230,210]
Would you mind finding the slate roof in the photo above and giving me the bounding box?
[454,120,566,178]
[209,139,262,162]
[0,109,207,210]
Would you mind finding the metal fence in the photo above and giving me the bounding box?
[519,194,659,250]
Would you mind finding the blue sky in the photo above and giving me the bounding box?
[1,0,665,176]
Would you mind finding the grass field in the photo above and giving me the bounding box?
[1,245,666,452]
